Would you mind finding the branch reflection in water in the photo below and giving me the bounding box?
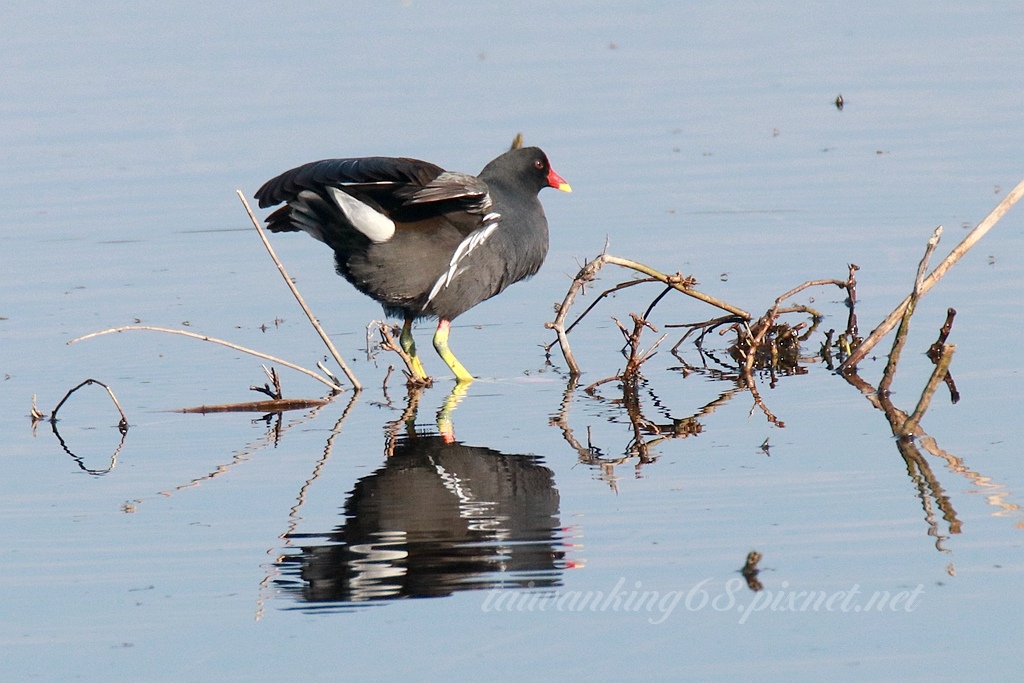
[548,296,1022,550]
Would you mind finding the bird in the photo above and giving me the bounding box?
[254,145,571,383]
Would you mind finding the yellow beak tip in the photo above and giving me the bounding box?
[557,183,572,193]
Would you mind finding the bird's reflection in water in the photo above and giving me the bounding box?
[276,414,565,608]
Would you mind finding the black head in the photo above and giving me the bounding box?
[479,147,571,194]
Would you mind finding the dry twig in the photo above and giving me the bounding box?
[900,344,955,437]
[377,323,432,387]
[49,378,129,432]
[237,190,361,391]
[71,326,342,392]
[878,227,942,395]
[841,176,1024,371]
[547,253,748,375]
[177,397,332,413]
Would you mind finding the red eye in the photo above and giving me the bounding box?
[534,159,544,170]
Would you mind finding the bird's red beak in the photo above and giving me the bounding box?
[546,167,572,193]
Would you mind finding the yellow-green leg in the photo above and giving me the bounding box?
[433,319,474,383]
[400,316,427,380]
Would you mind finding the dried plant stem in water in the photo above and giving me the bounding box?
[237,190,362,392]
[177,397,332,413]
[377,323,432,388]
[900,344,955,437]
[878,226,942,395]
[841,176,1024,371]
[547,253,749,375]
[49,378,129,432]
[70,326,342,392]
[603,255,749,318]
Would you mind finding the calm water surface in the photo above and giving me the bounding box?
[3,1,1023,681]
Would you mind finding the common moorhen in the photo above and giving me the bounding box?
[255,146,570,382]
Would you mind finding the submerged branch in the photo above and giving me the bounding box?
[177,397,333,413]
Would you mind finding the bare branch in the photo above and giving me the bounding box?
[49,378,129,433]
[842,176,1024,371]
[879,227,942,395]
[70,326,342,392]
[603,255,750,318]
[177,397,332,413]
[901,344,956,437]
[236,190,362,391]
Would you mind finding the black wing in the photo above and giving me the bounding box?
[255,157,491,222]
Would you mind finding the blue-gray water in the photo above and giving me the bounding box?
[3,1,1023,681]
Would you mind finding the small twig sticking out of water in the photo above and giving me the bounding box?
[928,309,960,403]
[250,365,283,400]
[900,344,956,438]
[583,314,664,393]
[236,190,361,392]
[377,322,432,388]
[615,314,666,383]
[70,326,342,393]
[316,361,341,388]
[890,307,959,438]
[30,394,45,426]
[741,551,764,592]
[879,226,942,396]
[844,263,861,341]
[842,175,1024,372]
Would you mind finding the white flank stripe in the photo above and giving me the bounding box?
[327,186,395,243]
[426,216,501,304]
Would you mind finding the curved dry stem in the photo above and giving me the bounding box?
[773,278,850,306]
[50,378,129,433]
[546,256,607,375]
[69,326,343,392]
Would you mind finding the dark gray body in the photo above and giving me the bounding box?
[255,147,555,322]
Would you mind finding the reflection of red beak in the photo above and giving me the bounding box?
[546,167,572,193]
